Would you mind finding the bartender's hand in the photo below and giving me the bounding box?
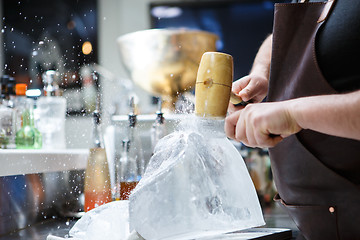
[225,101,302,148]
[235,74,268,103]
[228,74,268,114]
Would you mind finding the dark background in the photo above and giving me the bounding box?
[2,0,98,88]
[150,0,288,80]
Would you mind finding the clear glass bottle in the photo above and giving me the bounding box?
[15,97,42,149]
[113,96,144,201]
[36,70,67,149]
[84,110,112,212]
[114,139,138,200]
[14,83,30,133]
[80,65,97,114]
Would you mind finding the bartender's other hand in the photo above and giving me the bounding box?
[225,102,302,148]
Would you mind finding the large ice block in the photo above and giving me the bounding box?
[129,118,265,240]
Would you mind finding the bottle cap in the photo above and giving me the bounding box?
[128,96,137,127]
[15,83,27,96]
[195,52,233,118]
[93,110,101,125]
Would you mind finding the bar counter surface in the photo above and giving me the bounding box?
[0,149,88,176]
[0,203,299,240]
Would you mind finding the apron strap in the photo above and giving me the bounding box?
[299,0,336,23]
[317,0,336,23]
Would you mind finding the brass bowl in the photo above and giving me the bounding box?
[117,29,218,108]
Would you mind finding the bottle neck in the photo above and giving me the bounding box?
[22,109,35,127]
[92,111,104,148]
[155,112,164,124]
[121,139,130,157]
[21,98,35,127]
[128,113,137,128]
[44,83,59,96]
[93,122,103,148]
[127,113,137,142]
[43,70,60,96]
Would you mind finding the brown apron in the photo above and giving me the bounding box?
[267,1,360,239]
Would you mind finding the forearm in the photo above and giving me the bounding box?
[289,90,360,140]
[250,34,273,79]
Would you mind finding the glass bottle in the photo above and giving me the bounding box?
[113,96,143,201]
[114,139,138,200]
[150,98,166,152]
[84,110,112,212]
[36,70,67,149]
[15,97,42,149]
[127,96,145,176]
[80,65,97,114]
[0,76,16,149]
[14,83,30,133]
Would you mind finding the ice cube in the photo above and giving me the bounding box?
[69,200,130,240]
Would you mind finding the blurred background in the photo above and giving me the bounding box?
[1,0,279,148]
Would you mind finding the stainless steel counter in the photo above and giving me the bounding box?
[0,204,300,240]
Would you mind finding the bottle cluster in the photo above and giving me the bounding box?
[0,75,41,149]
[0,71,66,149]
[85,96,167,212]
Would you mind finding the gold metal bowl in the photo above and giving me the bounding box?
[117,29,218,108]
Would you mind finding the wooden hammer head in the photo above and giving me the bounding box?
[195,52,233,118]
